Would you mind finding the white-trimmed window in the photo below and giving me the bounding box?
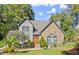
[22,26,29,33]
[47,34,56,45]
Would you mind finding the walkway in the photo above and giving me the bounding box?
[15,48,43,52]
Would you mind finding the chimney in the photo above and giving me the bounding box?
[55,20,60,27]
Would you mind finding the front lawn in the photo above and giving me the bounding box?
[15,48,62,55]
[15,43,76,55]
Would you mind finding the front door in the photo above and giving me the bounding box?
[33,35,39,48]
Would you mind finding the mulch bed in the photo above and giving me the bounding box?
[62,48,79,55]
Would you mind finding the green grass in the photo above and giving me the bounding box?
[15,43,76,55]
[0,41,76,55]
[15,49,62,55]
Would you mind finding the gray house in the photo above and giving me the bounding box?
[18,18,64,48]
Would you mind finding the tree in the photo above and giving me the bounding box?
[50,8,77,42]
[39,36,48,49]
[69,5,79,27]
[0,4,35,39]
[50,9,73,32]
[50,13,64,22]
[71,4,79,12]
[64,28,77,42]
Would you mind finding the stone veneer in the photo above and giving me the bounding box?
[41,22,64,46]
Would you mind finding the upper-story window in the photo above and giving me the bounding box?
[22,26,29,32]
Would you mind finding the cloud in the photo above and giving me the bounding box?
[49,4,57,7]
[31,4,41,7]
[32,4,57,7]
[51,8,56,13]
[47,11,51,14]
[60,4,68,9]
[47,8,56,14]
[43,4,49,6]
[38,12,43,16]
[48,15,51,19]
[31,4,49,7]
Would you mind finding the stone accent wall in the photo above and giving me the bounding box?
[41,22,64,46]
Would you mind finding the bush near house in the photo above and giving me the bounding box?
[22,35,34,48]
[3,47,14,53]
[27,40,34,48]
[0,33,3,41]
[0,40,5,48]
[39,36,48,49]
[2,32,20,53]
[0,38,19,53]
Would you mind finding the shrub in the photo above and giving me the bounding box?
[0,40,5,48]
[75,42,79,50]
[2,32,19,52]
[0,33,3,41]
[74,39,79,49]
[3,47,14,53]
[39,36,48,49]
[27,39,34,48]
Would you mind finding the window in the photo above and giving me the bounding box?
[22,26,29,32]
[22,26,30,36]
[26,26,29,32]
[47,34,56,45]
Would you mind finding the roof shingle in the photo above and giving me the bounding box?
[29,20,50,34]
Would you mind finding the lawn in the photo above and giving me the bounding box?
[15,43,76,55]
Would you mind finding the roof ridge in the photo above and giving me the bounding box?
[28,20,50,22]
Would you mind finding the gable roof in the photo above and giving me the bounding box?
[19,19,63,35]
[30,20,50,34]
[41,21,64,34]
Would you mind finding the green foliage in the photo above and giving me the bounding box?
[65,28,76,41]
[22,35,34,48]
[0,4,35,38]
[3,32,19,48]
[0,32,20,48]
[0,33,3,40]
[50,8,78,42]
[50,9,73,32]
[3,47,14,53]
[39,36,48,49]
[15,43,75,55]
[2,32,20,53]
[71,4,79,12]
[0,40,5,47]
[50,13,64,21]
[27,39,34,48]
[23,35,29,42]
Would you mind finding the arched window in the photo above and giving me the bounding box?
[47,34,57,45]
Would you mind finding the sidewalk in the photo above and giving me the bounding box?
[15,48,43,52]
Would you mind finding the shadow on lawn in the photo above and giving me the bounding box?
[15,51,29,53]
[62,48,79,55]
[62,44,79,55]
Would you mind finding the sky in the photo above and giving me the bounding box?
[31,4,68,21]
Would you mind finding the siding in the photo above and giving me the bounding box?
[19,20,33,41]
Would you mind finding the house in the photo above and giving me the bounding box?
[19,18,64,48]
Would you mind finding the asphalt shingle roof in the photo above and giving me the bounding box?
[29,20,50,35]
[19,18,63,35]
